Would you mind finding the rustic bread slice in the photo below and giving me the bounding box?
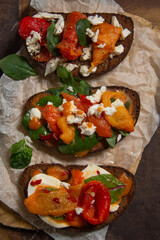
[24,86,140,154]
[21,163,136,232]
[24,12,133,77]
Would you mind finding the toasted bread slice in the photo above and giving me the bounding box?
[22,12,133,77]
[21,164,136,231]
[24,86,140,154]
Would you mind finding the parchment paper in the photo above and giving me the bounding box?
[0,0,160,239]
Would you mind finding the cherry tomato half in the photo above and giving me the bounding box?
[78,180,111,225]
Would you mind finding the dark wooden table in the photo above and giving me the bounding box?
[0,0,160,239]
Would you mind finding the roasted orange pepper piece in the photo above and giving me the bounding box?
[91,22,122,68]
[57,116,75,144]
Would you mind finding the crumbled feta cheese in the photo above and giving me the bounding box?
[110,203,119,212]
[91,199,95,204]
[33,12,64,35]
[58,99,67,112]
[86,28,94,38]
[67,86,74,92]
[24,136,33,148]
[86,86,106,103]
[121,28,131,40]
[90,192,95,197]
[30,108,42,120]
[88,103,104,118]
[47,102,53,105]
[81,46,92,61]
[26,31,41,57]
[45,57,61,76]
[113,44,124,55]
[79,65,97,77]
[75,207,83,215]
[111,16,121,27]
[88,15,104,25]
[62,63,78,72]
[47,122,53,132]
[111,98,124,108]
[60,182,70,189]
[104,106,116,116]
[66,110,86,125]
[79,122,96,136]
[97,43,106,48]
[92,29,99,43]
[117,134,122,142]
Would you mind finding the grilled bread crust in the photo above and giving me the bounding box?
[25,13,134,77]
[24,86,140,153]
[21,163,136,232]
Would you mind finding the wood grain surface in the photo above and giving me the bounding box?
[0,0,160,239]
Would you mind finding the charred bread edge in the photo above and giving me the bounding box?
[21,163,136,232]
[24,86,140,153]
[25,13,134,77]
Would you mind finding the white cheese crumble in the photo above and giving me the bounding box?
[81,45,92,61]
[88,103,104,118]
[111,16,121,27]
[66,110,86,125]
[26,31,41,57]
[33,12,64,35]
[30,108,42,120]
[113,44,124,55]
[58,99,67,112]
[117,134,122,142]
[75,207,83,215]
[121,28,131,40]
[47,122,53,132]
[86,86,106,103]
[79,122,96,136]
[90,192,95,197]
[97,43,106,48]
[67,86,74,92]
[88,15,104,25]
[62,63,78,72]
[91,199,95,204]
[60,182,70,189]
[45,57,61,76]
[110,203,119,212]
[47,102,53,105]
[86,28,94,38]
[111,98,124,108]
[104,106,116,116]
[79,65,97,77]
[92,29,99,43]
[24,136,33,148]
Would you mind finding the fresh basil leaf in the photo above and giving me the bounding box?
[76,19,91,47]
[28,126,49,140]
[110,98,115,103]
[49,215,65,220]
[10,140,26,154]
[58,127,99,155]
[22,108,32,129]
[47,85,77,97]
[57,66,92,96]
[124,100,130,110]
[119,130,129,136]
[57,65,74,84]
[84,174,125,204]
[0,54,37,80]
[106,130,116,148]
[47,21,60,56]
[36,95,62,107]
[10,146,32,169]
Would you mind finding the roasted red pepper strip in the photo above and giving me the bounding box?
[57,11,87,60]
[78,180,111,225]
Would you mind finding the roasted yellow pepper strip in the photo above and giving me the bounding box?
[57,116,75,144]
[102,91,134,132]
